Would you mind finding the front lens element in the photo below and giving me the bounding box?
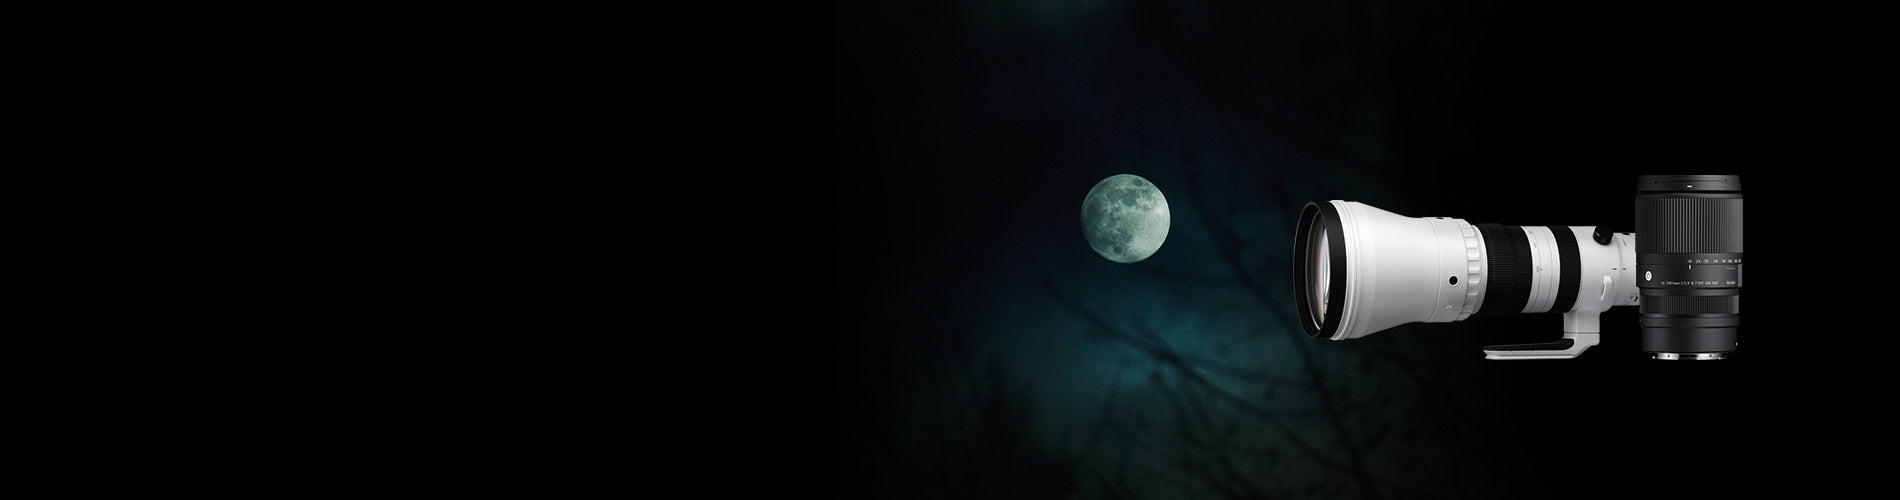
[1311,226,1329,320]
[1293,202,1348,339]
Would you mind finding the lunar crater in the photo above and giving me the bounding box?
[1081,174,1171,263]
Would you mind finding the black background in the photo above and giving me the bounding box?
[824,1,1868,497]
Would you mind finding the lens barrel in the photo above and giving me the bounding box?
[1635,175,1742,359]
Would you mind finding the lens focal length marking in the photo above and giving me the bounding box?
[1521,226,1560,314]
[1638,253,1743,265]
[1636,264,1739,287]
[1636,253,1743,288]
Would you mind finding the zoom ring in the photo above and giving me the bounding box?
[1635,197,1743,254]
[1640,293,1740,314]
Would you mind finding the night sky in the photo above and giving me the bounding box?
[831,1,1855,498]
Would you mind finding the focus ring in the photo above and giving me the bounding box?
[1475,223,1531,316]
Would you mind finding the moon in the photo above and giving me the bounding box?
[1081,174,1171,263]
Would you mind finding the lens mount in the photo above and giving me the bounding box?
[1653,353,1726,360]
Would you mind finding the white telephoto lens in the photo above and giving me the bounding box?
[1295,200,1638,343]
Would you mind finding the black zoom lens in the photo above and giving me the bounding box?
[1635,175,1743,359]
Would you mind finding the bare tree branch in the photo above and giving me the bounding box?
[1040,271,1444,499]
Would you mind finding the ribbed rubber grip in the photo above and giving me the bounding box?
[1640,294,1740,314]
[1474,223,1531,316]
[1635,197,1743,253]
